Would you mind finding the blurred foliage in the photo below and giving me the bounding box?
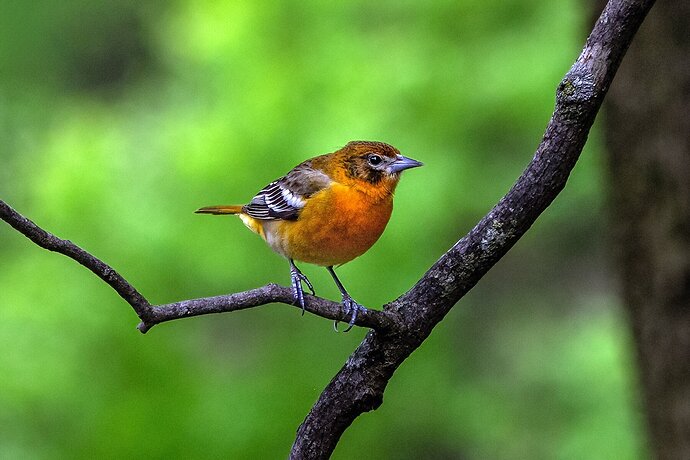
[0,0,647,458]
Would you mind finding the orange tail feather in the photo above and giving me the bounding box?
[194,205,244,215]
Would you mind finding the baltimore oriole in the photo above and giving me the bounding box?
[196,141,422,331]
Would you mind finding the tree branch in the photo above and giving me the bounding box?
[0,200,150,313]
[289,0,656,458]
[138,285,395,333]
[0,200,393,333]
[0,0,655,458]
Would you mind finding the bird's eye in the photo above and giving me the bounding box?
[367,154,383,166]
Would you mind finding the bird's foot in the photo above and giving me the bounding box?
[290,264,315,315]
[333,295,367,333]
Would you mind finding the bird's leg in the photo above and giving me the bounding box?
[326,266,367,332]
[289,259,314,315]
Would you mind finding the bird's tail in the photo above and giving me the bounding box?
[194,205,244,215]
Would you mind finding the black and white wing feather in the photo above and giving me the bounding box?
[243,180,304,220]
[242,161,331,221]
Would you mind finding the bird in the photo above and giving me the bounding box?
[195,141,422,332]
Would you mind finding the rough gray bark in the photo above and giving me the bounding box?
[290,1,655,457]
[0,0,655,458]
[602,0,690,457]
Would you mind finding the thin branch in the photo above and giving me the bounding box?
[0,200,150,313]
[139,285,395,333]
[0,200,393,333]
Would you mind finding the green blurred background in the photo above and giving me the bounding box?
[0,0,647,458]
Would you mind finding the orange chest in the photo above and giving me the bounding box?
[278,184,394,266]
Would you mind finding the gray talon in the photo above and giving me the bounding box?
[334,296,367,333]
[289,259,313,315]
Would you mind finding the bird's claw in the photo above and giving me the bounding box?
[290,265,314,315]
[333,296,367,333]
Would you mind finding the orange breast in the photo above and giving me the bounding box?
[276,183,393,266]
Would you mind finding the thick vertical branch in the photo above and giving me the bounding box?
[290,0,656,458]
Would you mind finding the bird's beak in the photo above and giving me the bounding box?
[389,154,423,174]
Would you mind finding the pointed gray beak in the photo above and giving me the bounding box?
[389,154,423,174]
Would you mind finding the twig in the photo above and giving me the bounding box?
[0,200,393,333]
[138,285,395,333]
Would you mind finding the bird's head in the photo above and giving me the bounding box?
[335,141,423,191]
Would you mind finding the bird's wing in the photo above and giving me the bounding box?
[243,160,332,220]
